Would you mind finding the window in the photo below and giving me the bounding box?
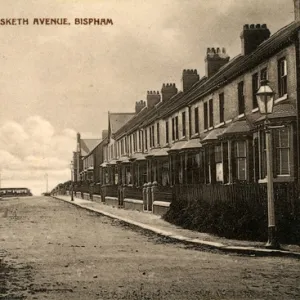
[121,139,125,155]
[175,116,179,140]
[182,111,186,137]
[133,133,137,152]
[274,127,291,175]
[235,141,247,181]
[261,68,267,81]
[144,129,148,150]
[129,135,132,154]
[138,130,142,151]
[172,117,179,141]
[215,144,223,182]
[204,103,208,130]
[165,121,169,144]
[209,99,213,127]
[194,107,199,133]
[125,137,128,154]
[252,73,259,109]
[219,93,224,123]
[278,58,287,97]
[157,123,160,146]
[172,118,175,141]
[149,126,155,148]
[238,81,245,115]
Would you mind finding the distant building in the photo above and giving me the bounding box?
[0,188,32,197]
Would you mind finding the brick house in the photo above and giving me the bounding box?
[98,1,300,215]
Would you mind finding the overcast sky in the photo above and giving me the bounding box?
[0,0,295,194]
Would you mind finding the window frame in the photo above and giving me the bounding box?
[278,57,287,97]
[219,93,224,123]
[238,81,245,115]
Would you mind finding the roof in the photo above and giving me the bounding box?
[181,138,202,150]
[220,119,253,137]
[185,21,300,106]
[255,102,297,122]
[109,112,135,136]
[81,139,102,156]
[202,128,226,143]
[168,141,187,152]
[129,152,146,161]
[110,21,300,140]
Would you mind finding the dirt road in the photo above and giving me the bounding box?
[1,197,299,299]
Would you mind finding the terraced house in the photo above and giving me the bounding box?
[98,11,300,215]
[68,1,300,222]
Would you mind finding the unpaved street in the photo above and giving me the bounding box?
[0,197,300,300]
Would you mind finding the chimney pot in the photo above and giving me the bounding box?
[182,69,199,92]
[205,47,230,78]
[146,91,160,108]
[295,0,300,21]
[241,23,270,55]
[161,83,178,101]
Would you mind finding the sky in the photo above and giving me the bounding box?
[0,0,295,195]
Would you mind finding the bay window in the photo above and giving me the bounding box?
[235,141,247,181]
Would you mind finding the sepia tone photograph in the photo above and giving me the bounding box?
[1,0,300,299]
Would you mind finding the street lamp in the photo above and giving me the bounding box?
[70,161,74,201]
[256,79,280,249]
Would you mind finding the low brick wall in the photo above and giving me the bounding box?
[124,198,143,211]
[105,196,119,207]
[75,192,82,198]
[83,193,90,200]
[153,201,170,216]
[93,194,102,203]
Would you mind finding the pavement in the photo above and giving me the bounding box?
[52,195,300,258]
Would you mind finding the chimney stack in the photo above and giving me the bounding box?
[102,130,108,139]
[77,132,81,143]
[241,24,270,55]
[161,83,178,102]
[205,47,230,78]
[182,69,199,92]
[146,91,161,108]
[295,0,300,21]
[135,100,146,113]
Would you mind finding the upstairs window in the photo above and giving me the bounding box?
[172,117,179,141]
[238,81,245,115]
[209,99,213,127]
[219,93,224,123]
[252,73,259,109]
[261,68,268,81]
[150,125,155,148]
[278,58,287,97]
[172,118,175,141]
[182,111,186,137]
[165,121,169,144]
[194,107,199,133]
[138,130,142,151]
[144,129,148,150]
[157,123,160,146]
[133,133,137,152]
[204,103,208,130]
[175,116,179,140]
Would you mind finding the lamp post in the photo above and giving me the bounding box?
[256,79,280,249]
[70,161,74,201]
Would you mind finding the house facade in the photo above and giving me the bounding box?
[70,1,300,216]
